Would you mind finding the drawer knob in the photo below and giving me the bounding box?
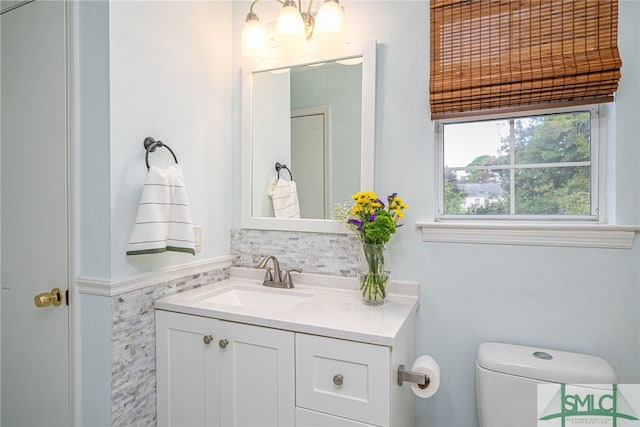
[203,335,213,345]
[333,373,344,386]
[219,338,229,349]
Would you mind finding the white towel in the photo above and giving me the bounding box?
[127,164,195,256]
[268,177,300,219]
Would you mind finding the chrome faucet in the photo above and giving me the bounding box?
[257,256,301,288]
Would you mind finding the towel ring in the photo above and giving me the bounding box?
[275,162,293,180]
[144,137,178,170]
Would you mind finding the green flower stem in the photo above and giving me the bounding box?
[360,272,388,300]
[360,244,389,302]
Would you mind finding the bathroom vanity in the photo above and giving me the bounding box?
[155,267,419,427]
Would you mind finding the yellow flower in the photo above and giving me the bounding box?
[339,191,409,244]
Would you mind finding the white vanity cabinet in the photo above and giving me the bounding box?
[156,310,295,427]
[156,310,415,427]
[155,270,419,427]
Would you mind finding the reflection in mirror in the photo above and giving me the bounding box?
[251,59,362,220]
[241,40,376,233]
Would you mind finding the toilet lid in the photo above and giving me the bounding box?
[477,342,618,384]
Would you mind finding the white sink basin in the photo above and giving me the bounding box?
[203,285,312,312]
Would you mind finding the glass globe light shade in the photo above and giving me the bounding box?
[315,0,344,36]
[241,16,267,58]
[276,3,305,49]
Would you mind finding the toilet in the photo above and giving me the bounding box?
[476,342,618,427]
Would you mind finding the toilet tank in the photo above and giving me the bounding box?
[476,342,618,427]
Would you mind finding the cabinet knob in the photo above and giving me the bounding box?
[203,335,213,345]
[333,374,344,386]
[219,338,229,349]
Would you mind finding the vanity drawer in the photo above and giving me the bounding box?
[295,407,374,426]
[295,334,390,426]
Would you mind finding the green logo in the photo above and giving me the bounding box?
[539,384,639,426]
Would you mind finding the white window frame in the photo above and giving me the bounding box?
[417,104,640,248]
[436,104,600,221]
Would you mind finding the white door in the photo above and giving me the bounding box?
[291,108,330,219]
[1,1,70,425]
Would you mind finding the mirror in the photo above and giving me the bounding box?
[241,40,376,233]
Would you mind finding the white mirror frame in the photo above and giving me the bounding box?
[241,40,377,233]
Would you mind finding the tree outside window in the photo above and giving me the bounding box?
[441,109,595,219]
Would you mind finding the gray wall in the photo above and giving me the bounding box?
[231,2,640,426]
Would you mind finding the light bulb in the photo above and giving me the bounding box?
[241,13,267,58]
[276,2,305,50]
[336,57,363,66]
[315,0,344,39]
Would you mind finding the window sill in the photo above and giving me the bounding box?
[416,221,640,249]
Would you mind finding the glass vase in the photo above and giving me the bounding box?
[358,243,390,306]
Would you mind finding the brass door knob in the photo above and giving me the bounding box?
[219,339,229,349]
[203,335,213,345]
[34,288,63,308]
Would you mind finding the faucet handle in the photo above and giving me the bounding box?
[263,267,273,282]
[284,268,302,288]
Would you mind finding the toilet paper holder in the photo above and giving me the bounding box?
[397,364,430,388]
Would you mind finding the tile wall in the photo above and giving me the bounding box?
[111,268,229,425]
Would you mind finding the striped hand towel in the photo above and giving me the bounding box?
[126,164,195,256]
[268,177,301,219]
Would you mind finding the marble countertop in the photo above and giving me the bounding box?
[155,267,420,346]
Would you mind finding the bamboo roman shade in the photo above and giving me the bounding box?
[429,0,622,119]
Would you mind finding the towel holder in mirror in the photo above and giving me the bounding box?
[144,136,178,170]
[275,162,293,180]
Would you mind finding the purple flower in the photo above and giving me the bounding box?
[347,218,364,230]
[375,198,385,208]
[388,193,397,200]
[368,213,377,222]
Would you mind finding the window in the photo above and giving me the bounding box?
[438,106,598,221]
[421,1,636,248]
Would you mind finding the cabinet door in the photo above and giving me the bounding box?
[156,311,220,427]
[219,321,295,426]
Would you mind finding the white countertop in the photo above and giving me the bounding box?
[155,267,420,346]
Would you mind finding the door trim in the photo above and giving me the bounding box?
[291,106,332,218]
[0,0,35,15]
[66,1,78,424]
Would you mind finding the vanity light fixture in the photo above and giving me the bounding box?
[275,0,306,50]
[314,0,345,42]
[241,0,345,58]
[241,9,268,58]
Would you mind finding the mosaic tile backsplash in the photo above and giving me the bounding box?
[230,229,362,276]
